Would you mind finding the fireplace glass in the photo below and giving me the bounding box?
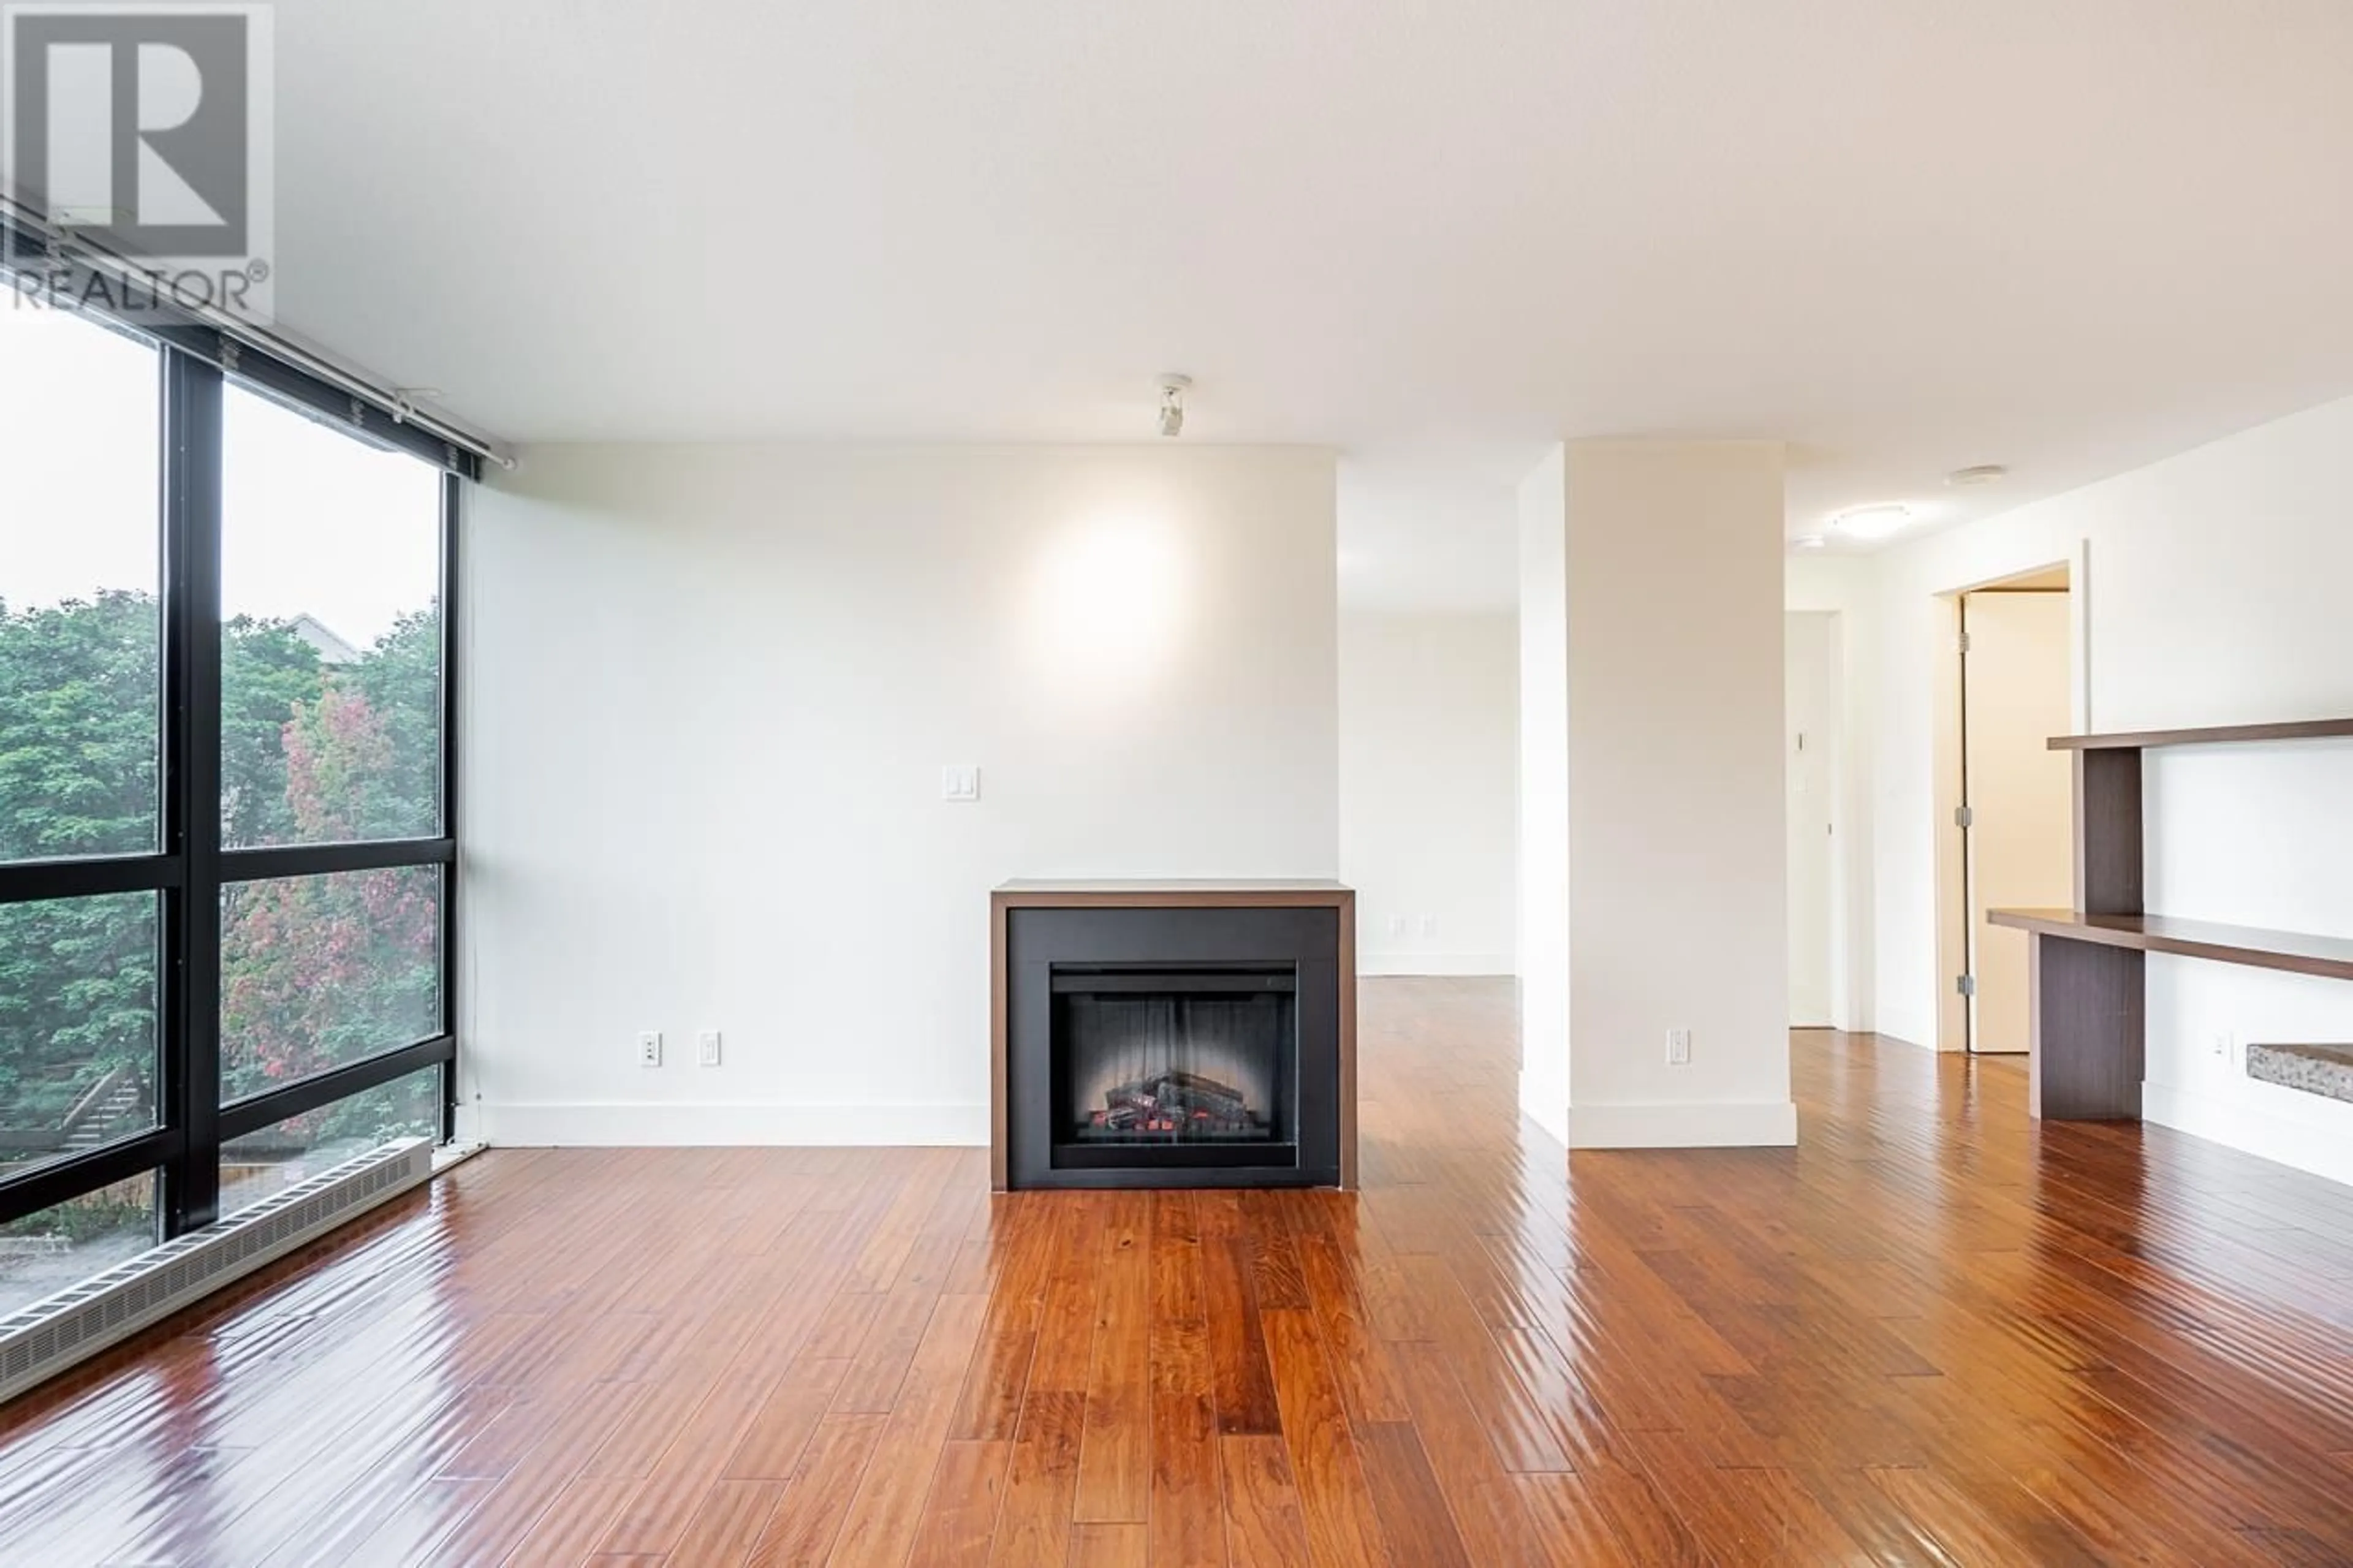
[1050,965,1297,1170]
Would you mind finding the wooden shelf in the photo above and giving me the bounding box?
[1989,909,2353,984]
[2011,709,2353,1124]
[2048,718,2353,751]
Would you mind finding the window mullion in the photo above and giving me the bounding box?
[0,1131,181,1230]
[439,473,461,1143]
[0,855,179,903]
[217,1035,455,1143]
[161,347,224,1236]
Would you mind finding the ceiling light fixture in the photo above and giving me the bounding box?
[1946,464,2009,487]
[1792,534,1828,551]
[1157,374,1191,437]
[1829,503,1915,542]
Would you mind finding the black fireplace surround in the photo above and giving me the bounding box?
[1004,905,1343,1189]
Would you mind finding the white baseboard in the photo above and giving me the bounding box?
[1360,952,1516,977]
[480,1100,989,1147]
[1566,1100,1798,1148]
[2142,1081,2353,1189]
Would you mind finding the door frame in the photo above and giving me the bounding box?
[1933,546,2091,1053]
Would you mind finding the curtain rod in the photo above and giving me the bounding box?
[2,195,517,472]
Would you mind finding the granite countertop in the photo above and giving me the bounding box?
[2246,1042,2353,1105]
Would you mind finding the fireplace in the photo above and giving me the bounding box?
[1056,966,1294,1164]
[993,883,1353,1190]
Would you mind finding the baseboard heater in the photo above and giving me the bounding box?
[0,1135,436,1407]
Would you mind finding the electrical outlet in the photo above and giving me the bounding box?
[637,1031,663,1068]
[2210,1030,2234,1062]
[1666,1028,1692,1066]
[697,1030,722,1067]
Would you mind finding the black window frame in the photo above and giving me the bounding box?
[0,225,472,1237]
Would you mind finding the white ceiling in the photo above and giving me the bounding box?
[266,0,2353,609]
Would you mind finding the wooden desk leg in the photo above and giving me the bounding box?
[2029,933,2146,1121]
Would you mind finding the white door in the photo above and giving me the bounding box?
[1961,592,2074,1054]
[1786,612,1837,1028]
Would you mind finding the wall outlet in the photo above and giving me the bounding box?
[697,1030,722,1067]
[1666,1028,1692,1066]
[2210,1030,2234,1062]
[941,765,981,801]
[638,1031,663,1068]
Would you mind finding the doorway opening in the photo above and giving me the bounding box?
[1941,564,2075,1055]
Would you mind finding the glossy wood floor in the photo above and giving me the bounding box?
[8,980,2353,1565]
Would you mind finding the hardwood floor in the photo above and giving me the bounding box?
[7,977,2353,1564]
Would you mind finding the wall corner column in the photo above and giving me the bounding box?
[1522,439,1797,1150]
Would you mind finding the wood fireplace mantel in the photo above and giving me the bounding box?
[990,879,1357,1190]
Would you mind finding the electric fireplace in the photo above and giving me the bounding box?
[1058,966,1293,1161]
[993,882,1354,1190]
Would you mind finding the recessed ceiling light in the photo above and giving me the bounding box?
[1830,504,1914,541]
[1792,534,1828,551]
[1946,464,2009,487]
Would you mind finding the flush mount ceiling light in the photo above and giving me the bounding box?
[1792,534,1828,551]
[1830,503,1915,541]
[1157,373,1191,437]
[1946,463,2009,487]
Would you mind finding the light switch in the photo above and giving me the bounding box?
[942,765,981,802]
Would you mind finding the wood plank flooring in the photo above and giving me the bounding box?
[7,977,2353,1564]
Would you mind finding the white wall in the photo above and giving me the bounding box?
[460,444,1339,1145]
[1784,610,1841,1028]
[1848,396,2353,1183]
[1523,441,1795,1148]
[1516,448,1571,1142]
[1339,609,1517,975]
[1785,556,1877,1034]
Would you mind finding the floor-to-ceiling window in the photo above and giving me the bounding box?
[0,273,469,1316]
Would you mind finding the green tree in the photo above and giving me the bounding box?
[0,591,157,862]
[0,895,157,1129]
[221,607,442,1101]
[344,607,442,838]
[218,861,439,1101]
[3,595,441,1146]
[0,593,161,1135]
[221,616,323,849]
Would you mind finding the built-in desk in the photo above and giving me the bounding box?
[1990,716,2353,1120]
[1987,910,2353,983]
